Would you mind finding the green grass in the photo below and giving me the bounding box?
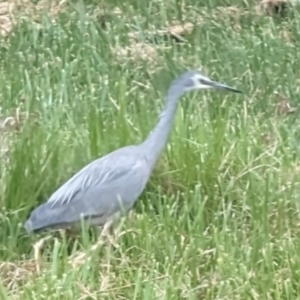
[1,0,300,298]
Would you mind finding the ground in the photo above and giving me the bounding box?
[0,0,300,299]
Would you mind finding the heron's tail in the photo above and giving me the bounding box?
[23,202,68,233]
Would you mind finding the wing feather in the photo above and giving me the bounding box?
[48,146,140,208]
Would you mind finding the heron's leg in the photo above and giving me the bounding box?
[97,219,119,247]
[101,219,114,237]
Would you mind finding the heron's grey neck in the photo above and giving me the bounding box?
[141,84,184,168]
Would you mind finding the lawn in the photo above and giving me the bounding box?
[0,0,300,299]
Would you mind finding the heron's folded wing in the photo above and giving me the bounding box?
[47,146,140,208]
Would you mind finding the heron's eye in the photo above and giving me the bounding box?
[198,78,211,86]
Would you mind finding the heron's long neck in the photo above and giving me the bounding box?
[141,84,184,168]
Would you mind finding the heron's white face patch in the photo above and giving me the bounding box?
[191,74,215,90]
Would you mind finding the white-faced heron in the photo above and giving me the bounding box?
[24,70,241,235]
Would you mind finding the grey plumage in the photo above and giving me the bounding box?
[24,70,241,233]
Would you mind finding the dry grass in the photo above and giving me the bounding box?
[0,0,67,37]
[273,92,298,115]
[112,42,159,64]
[214,6,246,31]
[9,0,67,19]
[255,0,292,17]
[128,21,194,43]
[113,21,195,65]
[0,2,14,36]
[0,259,38,290]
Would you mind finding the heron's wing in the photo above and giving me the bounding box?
[47,146,143,208]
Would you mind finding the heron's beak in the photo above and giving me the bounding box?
[206,80,242,94]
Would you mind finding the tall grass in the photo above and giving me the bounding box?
[0,0,300,298]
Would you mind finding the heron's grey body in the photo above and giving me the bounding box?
[24,70,241,233]
[25,146,151,232]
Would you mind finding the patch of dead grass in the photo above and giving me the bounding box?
[273,92,298,115]
[0,2,14,37]
[0,259,38,291]
[112,42,158,63]
[0,0,67,37]
[114,21,195,65]
[10,0,67,20]
[214,6,246,31]
[128,21,194,43]
[254,0,299,17]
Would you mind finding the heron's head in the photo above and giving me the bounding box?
[180,70,241,94]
